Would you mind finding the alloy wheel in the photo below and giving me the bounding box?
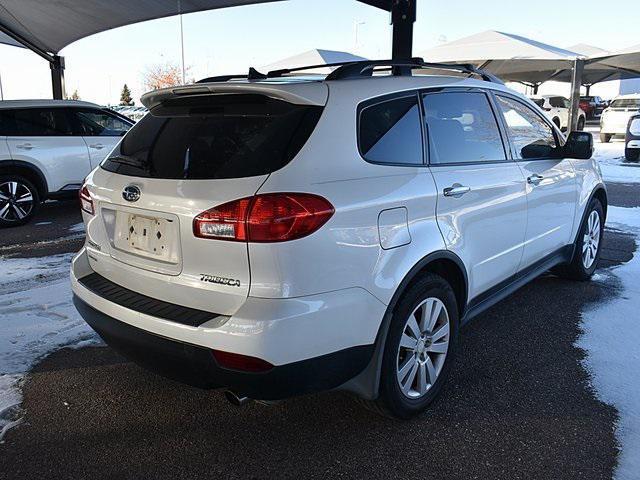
[0,181,35,222]
[396,297,450,399]
[582,210,601,269]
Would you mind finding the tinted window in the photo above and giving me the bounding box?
[422,92,506,165]
[0,108,73,136]
[532,98,545,108]
[359,95,423,165]
[549,97,568,108]
[74,109,132,136]
[101,94,322,180]
[496,96,559,159]
[610,98,640,109]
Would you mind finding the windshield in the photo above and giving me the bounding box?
[101,94,322,180]
[610,98,640,109]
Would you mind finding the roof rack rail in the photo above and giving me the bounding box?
[195,58,503,85]
[325,58,504,84]
[196,67,268,83]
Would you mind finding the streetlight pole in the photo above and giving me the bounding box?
[179,13,186,84]
[354,21,365,51]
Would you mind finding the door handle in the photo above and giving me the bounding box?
[527,174,544,185]
[443,184,471,197]
[89,143,105,150]
[16,143,33,150]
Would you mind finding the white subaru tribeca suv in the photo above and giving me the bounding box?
[71,60,606,419]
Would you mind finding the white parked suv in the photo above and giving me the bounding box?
[71,60,606,418]
[0,100,133,226]
[600,94,640,143]
[529,95,586,132]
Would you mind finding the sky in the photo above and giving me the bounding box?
[0,0,637,105]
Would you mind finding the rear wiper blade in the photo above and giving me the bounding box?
[108,155,147,169]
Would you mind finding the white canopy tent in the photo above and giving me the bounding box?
[418,31,580,87]
[418,31,640,131]
[261,49,367,74]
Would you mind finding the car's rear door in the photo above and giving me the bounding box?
[423,89,528,300]
[493,94,577,269]
[4,107,90,192]
[70,107,133,168]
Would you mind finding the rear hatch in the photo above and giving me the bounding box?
[86,84,326,315]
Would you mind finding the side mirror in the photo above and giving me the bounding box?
[564,131,593,159]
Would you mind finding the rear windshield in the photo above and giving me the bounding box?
[610,98,640,109]
[101,94,323,179]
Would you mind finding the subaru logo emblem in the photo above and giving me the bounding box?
[122,185,141,202]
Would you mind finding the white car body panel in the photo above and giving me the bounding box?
[600,94,640,135]
[6,135,90,191]
[517,158,577,268]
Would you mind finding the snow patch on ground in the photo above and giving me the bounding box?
[578,206,640,479]
[0,253,98,439]
[593,140,640,183]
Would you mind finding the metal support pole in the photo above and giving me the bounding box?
[391,0,416,74]
[585,84,591,96]
[568,58,584,132]
[50,55,66,100]
[533,84,539,95]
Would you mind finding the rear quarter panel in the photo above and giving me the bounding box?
[249,81,447,306]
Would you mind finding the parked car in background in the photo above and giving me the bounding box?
[530,95,586,131]
[580,96,607,119]
[0,100,134,226]
[600,94,640,143]
[626,114,640,161]
[72,62,606,419]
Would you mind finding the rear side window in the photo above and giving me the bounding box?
[549,97,568,108]
[496,95,559,159]
[101,94,323,179]
[73,108,132,136]
[0,108,73,136]
[422,91,506,165]
[358,95,423,165]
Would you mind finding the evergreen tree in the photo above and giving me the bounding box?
[119,84,134,106]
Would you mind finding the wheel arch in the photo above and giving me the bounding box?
[339,250,469,400]
[0,160,49,200]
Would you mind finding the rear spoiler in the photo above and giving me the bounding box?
[140,82,328,110]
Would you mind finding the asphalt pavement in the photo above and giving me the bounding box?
[0,182,637,480]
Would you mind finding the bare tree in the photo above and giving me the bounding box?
[142,62,185,91]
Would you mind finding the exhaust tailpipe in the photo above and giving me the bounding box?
[224,390,251,407]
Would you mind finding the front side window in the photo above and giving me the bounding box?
[74,109,132,136]
[422,91,506,165]
[496,95,559,159]
[0,108,73,136]
[359,95,423,165]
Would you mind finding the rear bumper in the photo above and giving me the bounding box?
[73,295,373,399]
[70,248,383,399]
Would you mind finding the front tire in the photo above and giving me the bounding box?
[0,175,40,227]
[600,133,612,143]
[626,148,640,162]
[577,117,585,131]
[556,198,604,281]
[374,273,458,419]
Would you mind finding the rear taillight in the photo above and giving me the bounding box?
[79,185,94,215]
[193,193,334,243]
[212,350,273,373]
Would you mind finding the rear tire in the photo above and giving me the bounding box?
[577,117,585,131]
[600,133,612,143]
[626,148,640,162]
[555,198,604,281]
[0,175,40,227]
[372,273,458,419]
